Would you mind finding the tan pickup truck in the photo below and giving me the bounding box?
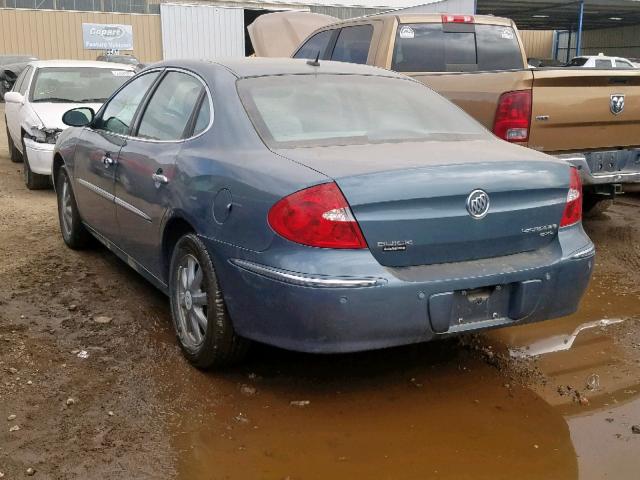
[292,13,640,211]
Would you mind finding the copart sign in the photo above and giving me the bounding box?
[82,23,133,50]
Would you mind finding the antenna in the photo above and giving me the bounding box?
[307,51,320,67]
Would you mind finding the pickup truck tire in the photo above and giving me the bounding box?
[22,137,50,190]
[6,122,22,163]
[169,233,250,369]
[583,197,613,218]
[55,165,92,249]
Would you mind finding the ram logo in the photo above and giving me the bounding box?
[611,94,625,115]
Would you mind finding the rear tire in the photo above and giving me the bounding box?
[56,165,92,249]
[169,233,249,369]
[583,196,613,218]
[5,121,22,163]
[22,138,50,190]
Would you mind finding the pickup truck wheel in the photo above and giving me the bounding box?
[55,166,92,249]
[5,122,22,163]
[169,233,249,369]
[583,196,613,218]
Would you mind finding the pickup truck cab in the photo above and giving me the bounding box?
[293,13,640,211]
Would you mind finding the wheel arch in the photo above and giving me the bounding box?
[52,152,66,192]
[161,215,196,282]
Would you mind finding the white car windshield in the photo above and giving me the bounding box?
[31,67,134,103]
[238,74,489,148]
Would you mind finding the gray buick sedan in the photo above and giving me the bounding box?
[53,58,595,369]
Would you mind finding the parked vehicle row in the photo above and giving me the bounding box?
[290,13,640,213]
[1,13,607,370]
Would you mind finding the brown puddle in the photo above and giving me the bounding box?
[487,274,640,480]
[152,272,640,480]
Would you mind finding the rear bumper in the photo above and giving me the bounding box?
[23,139,54,175]
[557,149,640,187]
[206,227,595,354]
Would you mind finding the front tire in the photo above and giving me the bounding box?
[55,166,92,249]
[5,122,22,163]
[169,233,249,369]
[22,138,50,190]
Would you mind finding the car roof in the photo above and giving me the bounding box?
[28,59,137,70]
[155,58,407,80]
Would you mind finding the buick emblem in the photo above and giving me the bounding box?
[466,189,490,219]
[611,94,625,115]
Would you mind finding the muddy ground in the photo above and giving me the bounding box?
[0,106,639,479]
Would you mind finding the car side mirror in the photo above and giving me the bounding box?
[3,91,24,104]
[62,107,95,127]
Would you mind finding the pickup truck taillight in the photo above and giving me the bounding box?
[560,168,582,227]
[493,90,532,143]
[268,182,367,249]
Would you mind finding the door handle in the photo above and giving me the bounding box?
[102,155,115,168]
[152,172,169,185]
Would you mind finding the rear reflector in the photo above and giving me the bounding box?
[560,167,582,227]
[268,182,367,249]
[441,14,474,23]
[493,90,532,142]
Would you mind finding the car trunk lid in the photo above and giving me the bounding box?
[275,139,570,267]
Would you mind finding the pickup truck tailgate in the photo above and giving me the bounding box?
[529,69,640,153]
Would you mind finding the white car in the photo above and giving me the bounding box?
[566,54,636,70]
[3,60,136,189]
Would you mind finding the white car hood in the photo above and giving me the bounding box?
[30,102,103,130]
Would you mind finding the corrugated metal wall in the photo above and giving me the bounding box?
[0,8,162,62]
[581,24,640,58]
[160,3,244,60]
[519,30,554,59]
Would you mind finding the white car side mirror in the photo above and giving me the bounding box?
[4,91,24,104]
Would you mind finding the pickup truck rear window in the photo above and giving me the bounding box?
[392,24,524,73]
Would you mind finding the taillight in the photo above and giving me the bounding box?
[268,182,367,249]
[560,167,582,227]
[493,90,532,142]
[441,14,474,23]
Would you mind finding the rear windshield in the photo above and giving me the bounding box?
[237,74,489,148]
[30,67,134,103]
[392,23,524,72]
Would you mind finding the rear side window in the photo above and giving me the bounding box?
[615,60,633,69]
[137,71,203,141]
[294,30,334,60]
[331,25,373,65]
[392,23,523,72]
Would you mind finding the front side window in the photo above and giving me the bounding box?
[293,30,335,60]
[136,71,203,141]
[30,67,134,103]
[392,23,523,72]
[238,74,488,148]
[567,57,588,67]
[331,25,373,65]
[595,59,612,69]
[99,71,160,135]
[14,66,31,94]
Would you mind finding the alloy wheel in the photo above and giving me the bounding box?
[174,254,208,348]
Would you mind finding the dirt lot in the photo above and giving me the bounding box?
[1,106,639,479]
